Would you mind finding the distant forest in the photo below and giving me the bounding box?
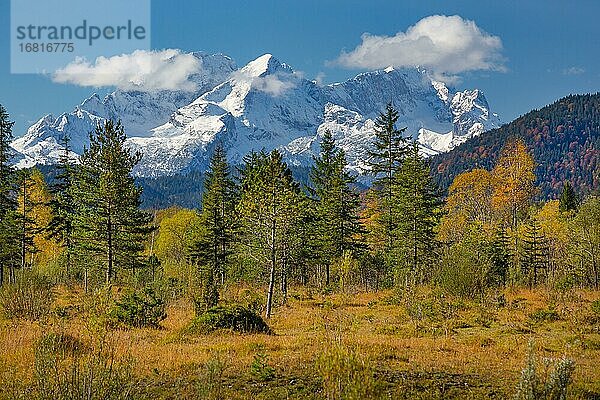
[430,93,600,199]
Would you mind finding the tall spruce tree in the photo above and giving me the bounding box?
[0,105,18,285]
[559,181,578,213]
[73,120,153,285]
[189,144,237,313]
[311,130,364,286]
[367,103,407,256]
[47,133,77,275]
[238,150,304,318]
[392,141,440,284]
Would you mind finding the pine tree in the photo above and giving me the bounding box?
[73,120,153,285]
[310,130,364,286]
[391,141,440,284]
[238,150,304,318]
[559,181,577,213]
[189,144,237,313]
[367,103,407,256]
[47,133,77,275]
[521,219,549,287]
[0,105,18,285]
[489,226,511,286]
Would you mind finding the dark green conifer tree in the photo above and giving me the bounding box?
[367,103,407,257]
[189,144,237,313]
[311,130,364,286]
[392,141,440,284]
[489,226,511,286]
[559,181,578,213]
[47,133,77,275]
[0,105,18,285]
[73,120,153,285]
[15,169,37,272]
[521,219,549,287]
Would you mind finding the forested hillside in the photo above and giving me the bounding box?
[431,93,600,198]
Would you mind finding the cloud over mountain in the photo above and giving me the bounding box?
[53,49,202,91]
[334,15,505,82]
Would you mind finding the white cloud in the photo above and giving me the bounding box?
[231,70,297,97]
[314,72,326,86]
[252,74,296,96]
[333,15,505,82]
[562,66,585,75]
[53,49,201,91]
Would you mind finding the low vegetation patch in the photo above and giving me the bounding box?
[0,271,53,320]
[528,306,561,323]
[109,287,167,328]
[185,305,271,334]
[513,343,575,400]
[30,333,138,400]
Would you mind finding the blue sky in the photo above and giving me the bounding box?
[1,0,599,136]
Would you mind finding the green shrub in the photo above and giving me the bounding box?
[529,307,560,323]
[152,276,186,303]
[591,299,600,316]
[197,354,227,400]
[250,351,276,381]
[235,288,265,314]
[0,270,53,320]
[434,239,491,299]
[110,287,166,328]
[186,305,271,334]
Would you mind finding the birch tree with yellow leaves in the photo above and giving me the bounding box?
[491,138,536,229]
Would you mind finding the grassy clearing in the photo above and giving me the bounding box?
[0,286,599,399]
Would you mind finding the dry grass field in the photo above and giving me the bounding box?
[1,286,599,399]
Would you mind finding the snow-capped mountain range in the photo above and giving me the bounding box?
[11,52,500,177]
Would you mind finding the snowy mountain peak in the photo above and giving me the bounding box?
[12,51,500,177]
[432,81,450,102]
[240,54,293,77]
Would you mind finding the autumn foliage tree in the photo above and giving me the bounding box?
[439,168,494,242]
[16,168,57,270]
[491,138,536,228]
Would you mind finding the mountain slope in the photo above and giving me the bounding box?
[430,93,600,199]
[11,52,236,166]
[12,53,499,178]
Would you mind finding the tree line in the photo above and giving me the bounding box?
[0,102,599,320]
